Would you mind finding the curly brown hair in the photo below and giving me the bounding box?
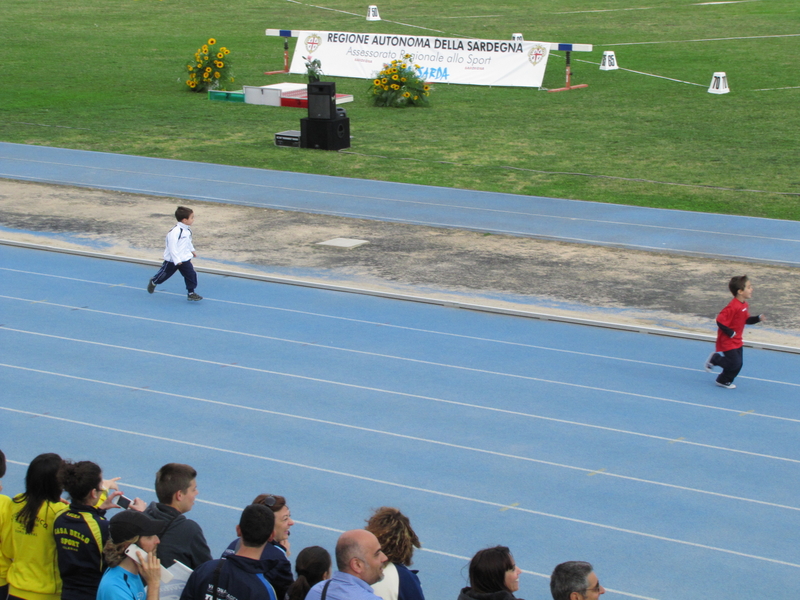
[365,507,420,566]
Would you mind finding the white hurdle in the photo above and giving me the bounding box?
[264,29,295,74]
[547,43,593,92]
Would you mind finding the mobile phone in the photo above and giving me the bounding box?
[125,543,145,564]
[125,544,174,583]
[115,495,132,509]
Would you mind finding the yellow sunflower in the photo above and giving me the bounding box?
[208,38,216,45]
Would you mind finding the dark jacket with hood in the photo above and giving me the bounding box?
[179,555,278,600]
[144,502,212,569]
[222,539,293,600]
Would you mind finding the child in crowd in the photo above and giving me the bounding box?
[96,511,164,600]
[147,206,202,301]
[705,275,765,389]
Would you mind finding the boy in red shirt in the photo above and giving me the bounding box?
[705,275,765,389]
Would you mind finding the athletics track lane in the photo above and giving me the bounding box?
[2,244,800,600]
[2,142,800,266]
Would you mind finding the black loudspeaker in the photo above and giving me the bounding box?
[300,117,350,150]
[307,82,336,120]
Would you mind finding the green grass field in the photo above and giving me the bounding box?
[2,0,799,219]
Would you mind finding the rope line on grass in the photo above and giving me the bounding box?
[338,151,800,197]
[553,53,705,86]
[603,33,800,46]
[283,0,448,34]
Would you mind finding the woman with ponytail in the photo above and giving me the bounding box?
[286,546,331,600]
[1,453,67,600]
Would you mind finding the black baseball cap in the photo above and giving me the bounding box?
[109,510,166,543]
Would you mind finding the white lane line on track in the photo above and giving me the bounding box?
[1,158,798,244]
[2,328,800,464]
[2,362,799,515]
[1,404,798,570]
[1,285,798,393]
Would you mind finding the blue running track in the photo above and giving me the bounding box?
[2,144,800,600]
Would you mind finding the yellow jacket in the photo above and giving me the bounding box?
[0,494,11,586]
[0,494,68,600]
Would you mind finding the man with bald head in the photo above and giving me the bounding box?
[305,529,388,600]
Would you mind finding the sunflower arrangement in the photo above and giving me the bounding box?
[368,55,431,108]
[185,38,233,92]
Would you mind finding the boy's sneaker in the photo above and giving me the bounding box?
[716,381,736,389]
[187,292,203,301]
[147,279,156,294]
[704,352,717,372]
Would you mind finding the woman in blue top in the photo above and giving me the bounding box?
[96,511,165,600]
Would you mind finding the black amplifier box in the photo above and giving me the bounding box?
[274,130,301,147]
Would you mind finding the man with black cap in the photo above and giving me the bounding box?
[96,511,166,600]
[179,504,278,600]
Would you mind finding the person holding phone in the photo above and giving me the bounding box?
[55,461,146,600]
[97,511,165,600]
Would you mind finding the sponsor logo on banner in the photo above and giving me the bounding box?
[305,34,322,54]
[288,31,552,88]
[528,44,547,65]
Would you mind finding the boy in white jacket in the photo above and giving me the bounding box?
[147,206,202,301]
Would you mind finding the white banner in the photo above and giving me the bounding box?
[287,31,551,87]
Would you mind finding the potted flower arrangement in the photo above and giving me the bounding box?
[368,54,431,107]
[185,38,234,92]
[304,56,323,82]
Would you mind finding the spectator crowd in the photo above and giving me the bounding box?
[0,451,604,600]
